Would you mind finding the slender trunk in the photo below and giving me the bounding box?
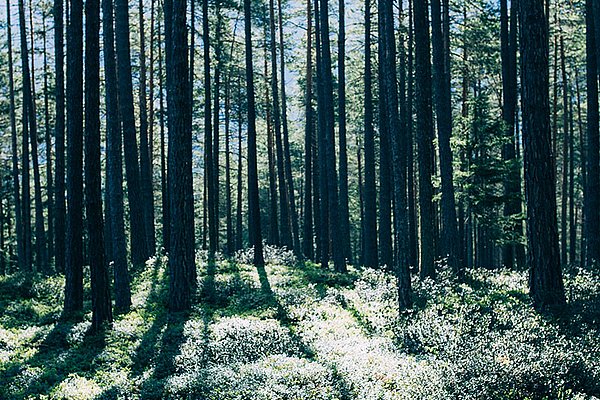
[115,0,149,265]
[102,0,131,313]
[278,0,301,256]
[85,0,112,329]
[203,0,216,256]
[244,0,265,267]
[318,0,345,272]
[6,0,24,271]
[264,33,280,246]
[53,0,65,274]
[158,11,170,252]
[213,6,223,254]
[303,0,314,259]
[414,0,436,278]
[139,0,156,256]
[225,77,234,255]
[431,0,460,274]
[337,0,351,262]
[407,0,417,269]
[269,0,292,248]
[378,0,410,307]
[560,35,569,265]
[42,16,54,268]
[236,85,244,251]
[63,0,84,313]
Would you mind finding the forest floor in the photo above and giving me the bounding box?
[1,247,600,400]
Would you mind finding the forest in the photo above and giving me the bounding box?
[0,0,599,397]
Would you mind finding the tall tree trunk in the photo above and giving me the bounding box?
[269,0,293,248]
[225,77,234,255]
[27,0,48,272]
[236,85,244,251]
[102,0,132,313]
[363,0,377,268]
[115,0,149,265]
[264,33,280,246]
[63,0,84,313]
[431,0,460,274]
[519,0,566,309]
[560,34,569,266]
[85,0,112,329]
[203,0,217,256]
[53,0,65,274]
[318,0,345,272]
[139,0,156,256]
[213,5,224,254]
[586,0,600,265]
[407,0,418,269]
[158,11,170,252]
[6,0,24,271]
[244,0,265,267]
[277,0,300,255]
[303,0,314,260]
[337,0,351,262]
[378,0,410,307]
[414,0,436,278]
[42,16,54,268]
[165,0,195,311]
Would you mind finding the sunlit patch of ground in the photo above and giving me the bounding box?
[0,247,599,399]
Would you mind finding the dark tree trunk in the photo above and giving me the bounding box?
[158,11,170,252]
[318,0,345,272]
[244,0,265,267]
[501,0,525,269]
[54,0,65,275]
[64,0,84,313]
[236,88,244,251]
[337,0,351,262]
[414,0,436,278]
[303,0,314,260]
[586,0,600,265]
[139,0,156,256]
[363,0,377,268]
[102,0,131,313]
[264,35,280,246]
[213,6,223,254]
[378,0,410,307]
[519,0,566,309]
[225,77,234,255]
[278,0,301,255]
[165,0,195,312]
[85,0,112,329]
[431,0,460,274]
[115,0,149,265]
[407,0,418,269]
[42,17,54,268]
[269,0,293,248]
[203,0,217,256]
[27,0,48,273]
[6,0,24,271]
[560,35,569,266]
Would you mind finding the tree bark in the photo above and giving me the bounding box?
[519,0,566,309]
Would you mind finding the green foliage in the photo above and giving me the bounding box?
[0,252,599,399]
